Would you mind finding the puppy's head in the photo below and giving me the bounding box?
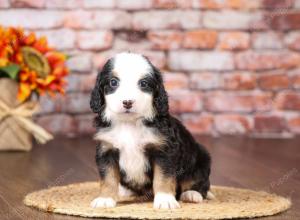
[90,52,168,122]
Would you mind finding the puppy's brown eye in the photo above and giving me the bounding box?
[139,80,148,88]
[110,78,119,88]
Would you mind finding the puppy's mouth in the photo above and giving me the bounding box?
[121,109,135,114]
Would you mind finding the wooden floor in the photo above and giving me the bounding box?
[0,136,299,220]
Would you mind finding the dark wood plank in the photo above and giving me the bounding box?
[0,136,299,220]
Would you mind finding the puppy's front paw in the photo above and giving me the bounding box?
[90,197,116,208]
[154,192,180,209]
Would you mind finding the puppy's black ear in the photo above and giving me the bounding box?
[90,72,104,114]
[153,67,169,117]
[90,59,112,114]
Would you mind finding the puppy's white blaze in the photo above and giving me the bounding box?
[104,52,155,121]
[154,192,180,209]
[95,121,165,185]
[114,52,151,79]
[91,197,116,208]
[180,190,203,203]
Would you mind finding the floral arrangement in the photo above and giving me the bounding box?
[0,26,69,102]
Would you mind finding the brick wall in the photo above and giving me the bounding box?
[1,0,300,138]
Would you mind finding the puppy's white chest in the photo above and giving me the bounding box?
[95,122,163,184]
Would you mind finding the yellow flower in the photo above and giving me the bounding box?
[0,25,69,102]
[0,58,8,66]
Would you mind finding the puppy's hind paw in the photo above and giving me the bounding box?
[180,190,203,203]
[207,191,216,200]
[154,192,180,209]
[90,197,116,208]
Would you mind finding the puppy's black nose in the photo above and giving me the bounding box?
[123,100,133,109]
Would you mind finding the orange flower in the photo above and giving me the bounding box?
[0,26,69,102]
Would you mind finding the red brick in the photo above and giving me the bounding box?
[183,30,217,49]
[223,73,256,90]
[63,10,93,29]
[289,69,300,89]
[0,10,63,29]
[67,53,92,72]
[218,32,250,50]
[140,51,167,69]
[64,10,131,30]
[153,0,199,10]
[190,73,221,90]
[235,51,300,71]
[224,0,261,9]
[36,114,76,137]
[254,93,273,112]
[133,10,201,30]
[275,92,300,111]
[252,32,283,50]
[215,114,252,134]
[163,72,189,91]
[74,114,96,135]
[181,114,214,135]
[39,95,62,114]
[285,31,300,50]
[46,0,83,8]
[79,73,97,91]
[196,0,222,9]
[268,11,300,30]
[11,0,45,7]
[287,116,300,134]
[152,0,178,9]
[65,74,82,92]
[93,11,132,29]
[77,31,113,50]
[82,0,115,8]
[203,10,263,30]
[254,115,286,133]
[60,93,91,114]
[194,0,261,9]
[116,0,152,9]
[258,73,290,90]
[0,0,9,7]
[169,51,234,71]
[92,51,116,70]
[262,0,294,9]
[205,93,252,113]
[204,92,272,113]
[148,31,182,50]
[168,90,203,113]
[36,29,76,50]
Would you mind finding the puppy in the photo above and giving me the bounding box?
[90,52,212,209]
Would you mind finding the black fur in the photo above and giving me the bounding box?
[90,55,211,199]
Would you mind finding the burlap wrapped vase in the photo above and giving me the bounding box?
[0,78,53,151]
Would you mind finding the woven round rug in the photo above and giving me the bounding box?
[24,181,291,219]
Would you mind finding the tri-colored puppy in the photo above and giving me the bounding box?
[90,52,213,209]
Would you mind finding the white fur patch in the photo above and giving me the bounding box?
[180,190,203,203]
[90,197,116,208]
[95,120,164,185]
[118,184,134,197]
[104,52,155,122]
[154,192,180,209]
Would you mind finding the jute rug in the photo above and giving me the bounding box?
[24,181,291,219]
